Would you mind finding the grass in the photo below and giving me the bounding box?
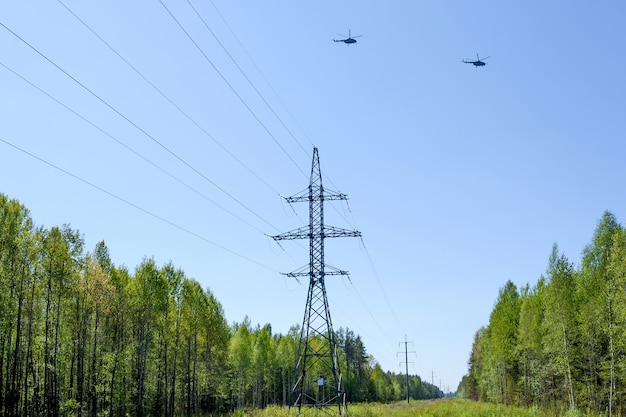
[220,399,589,417]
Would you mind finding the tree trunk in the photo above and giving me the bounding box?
[43,257,55,417]
[52,273,64,417]
[170,308,181,417]
[557,304,575,410]
[89,305,100,417]
[608,295,615,417]
[8,263,26,417]
[108,322,120,417]
[186,337,191,417]
[136,320,148,417]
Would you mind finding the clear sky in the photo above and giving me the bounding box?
[2,1,625,392]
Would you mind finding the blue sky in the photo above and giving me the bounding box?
[2,1,625,392]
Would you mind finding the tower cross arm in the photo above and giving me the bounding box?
[282,190,350,204]
[271,226,310,241]
[271,225,360,241]
[283,195,308,204]
[283,270,350,278]
[322,225,361,238]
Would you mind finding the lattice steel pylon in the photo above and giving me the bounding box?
[272,147,360,416]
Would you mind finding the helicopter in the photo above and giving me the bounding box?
[333,29,362,45]
[463,53,491,67]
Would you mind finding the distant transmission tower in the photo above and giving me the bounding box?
[272,147,360,416]
[397,336,415,404]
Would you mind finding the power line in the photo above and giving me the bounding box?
[207,0,314,154]
[175,3,400,356]
[0,60,269,236]
[344,277,397,351]
[205,0,348,195]
[163,0,355,235]
[186,0,310,159]
[157,0,308,179]
[0,20,281,234]
[5,8,390,353]
[5,7,400,377]
[0,136,279,273]
[360,237,407,336]
[55,0,283,199]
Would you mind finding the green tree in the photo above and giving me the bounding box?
[197,287,229,413]
[252,324,274,407]
[515,279,546,407]
[275,326,298,406]
[462,327,485,401]
[484,280,520,404]
[606,224,626,416]
[128,258,168,417]
[41,225,84,417]
[161,262,184,417]
[0,195,37,417]
[578,211,621,412]
[370,363,388,402]
[103,264,131,417]
[542,244,577,411]
[229,318,253,409]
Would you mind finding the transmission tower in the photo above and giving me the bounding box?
[397,336,415,404]
[272,147,360,416]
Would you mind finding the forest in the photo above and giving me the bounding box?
[458,211,626,416]
[0,193,443,417]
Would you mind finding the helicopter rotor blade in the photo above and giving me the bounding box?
[482,56,491,60]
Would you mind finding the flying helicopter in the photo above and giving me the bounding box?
[463,53,491,67]
[333,29,362,45]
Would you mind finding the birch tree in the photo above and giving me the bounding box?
[579,211,620,412]
[542,244,576,411]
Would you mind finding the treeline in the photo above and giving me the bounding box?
[0,193,441,417]
[458,211,626,416]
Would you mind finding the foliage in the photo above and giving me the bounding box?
[459,211,626,416]
[0,193,442,417]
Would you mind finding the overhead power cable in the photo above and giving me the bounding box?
[176,5,396,343]
[55,0,282,198]
[0,60,267,236]
[157,0,308,179]
[340,278,398,350]
[174,0,354,233]
[0,21,280,234]
[197,1,359,224]
[205,0,346,195]
[207,0,314,153]
[186,0,310,158]
[0,136,279,273]
[360,236,406,336]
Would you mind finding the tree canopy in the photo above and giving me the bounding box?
[459,211,626,416]
[0,193,442,416]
